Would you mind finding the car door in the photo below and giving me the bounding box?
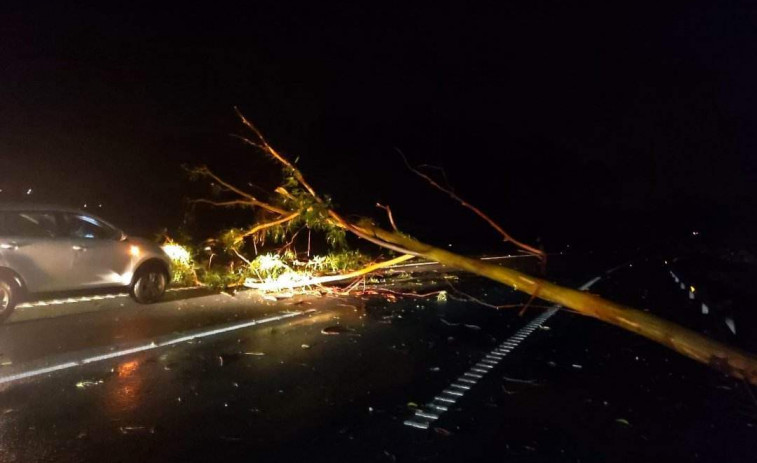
[61,213,132,288]
[0,211,77,292]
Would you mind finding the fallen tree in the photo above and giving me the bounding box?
[191,108,757,385]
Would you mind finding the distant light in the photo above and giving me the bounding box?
[98,203,102,208]
[203,246,212,252]
[26,188,32,195]
[129,245,141,257]
[692,231,699,236]
[690,286,695,293]
[448,244,452,247]
[664,260,668,265]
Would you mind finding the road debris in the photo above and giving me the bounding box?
[119,426,155,435]
[321,325,358,335]
[75,380,104,389]
[434,427,453,436]
[218,353,244,366]
[502,376,537,384]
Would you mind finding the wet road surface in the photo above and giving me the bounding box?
[0,258,755,462]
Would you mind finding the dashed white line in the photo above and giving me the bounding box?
[404,274,603,430]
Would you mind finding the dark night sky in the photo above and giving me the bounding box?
[1,2,756,252]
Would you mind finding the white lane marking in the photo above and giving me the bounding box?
[415,410,440,420]
[0,311,303,386]
[17,286,203,309]
[725,317,736,335]
[404,274,602,431]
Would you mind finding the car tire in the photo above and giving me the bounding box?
[130,265,168,304]
[0,277,19,323]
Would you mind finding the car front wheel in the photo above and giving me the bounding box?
[130,267,167,304]
[0,278,19,323]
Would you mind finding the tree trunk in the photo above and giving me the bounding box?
[351,220,757,385]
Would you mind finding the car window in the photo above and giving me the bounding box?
[0,212,60,238]
[63,214,120,240]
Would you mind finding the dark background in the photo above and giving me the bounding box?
[1,1,755,254]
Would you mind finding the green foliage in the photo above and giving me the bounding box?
[219,228,244,253]
[161,242,197,286]
[199,268,239,290]
[247,252,296,280]
[315,250,371,273]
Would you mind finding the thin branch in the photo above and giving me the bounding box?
[191,166,290,215]
[233,249,252,265]
[235,211,301,244]
[244,254,415,292]
[234,108,321,201]
[417,164,452,189]
[445,281,526,310]
[398,149,546,262]
[376,203,399,232]
[191,199,259,208]
[276,225,305,252]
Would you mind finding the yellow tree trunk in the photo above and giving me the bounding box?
[351,220,757,385]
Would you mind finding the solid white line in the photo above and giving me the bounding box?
[0,311,303,386]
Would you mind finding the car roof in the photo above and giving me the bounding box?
[0,203,86,214]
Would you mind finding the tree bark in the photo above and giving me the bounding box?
[348,220,757,385]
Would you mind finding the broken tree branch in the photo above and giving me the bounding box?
[235,211,301,244]
[398,149,546,263]
[190,166,290,215]
[244,254,415,292]
[376,203,399,232]
[351,220,757,385]
[195,110,757,385]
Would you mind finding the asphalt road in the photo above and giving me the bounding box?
[0,258,755,462]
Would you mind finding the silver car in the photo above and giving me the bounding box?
[0,204,172,321]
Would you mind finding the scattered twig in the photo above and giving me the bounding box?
[502,376,538,384]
